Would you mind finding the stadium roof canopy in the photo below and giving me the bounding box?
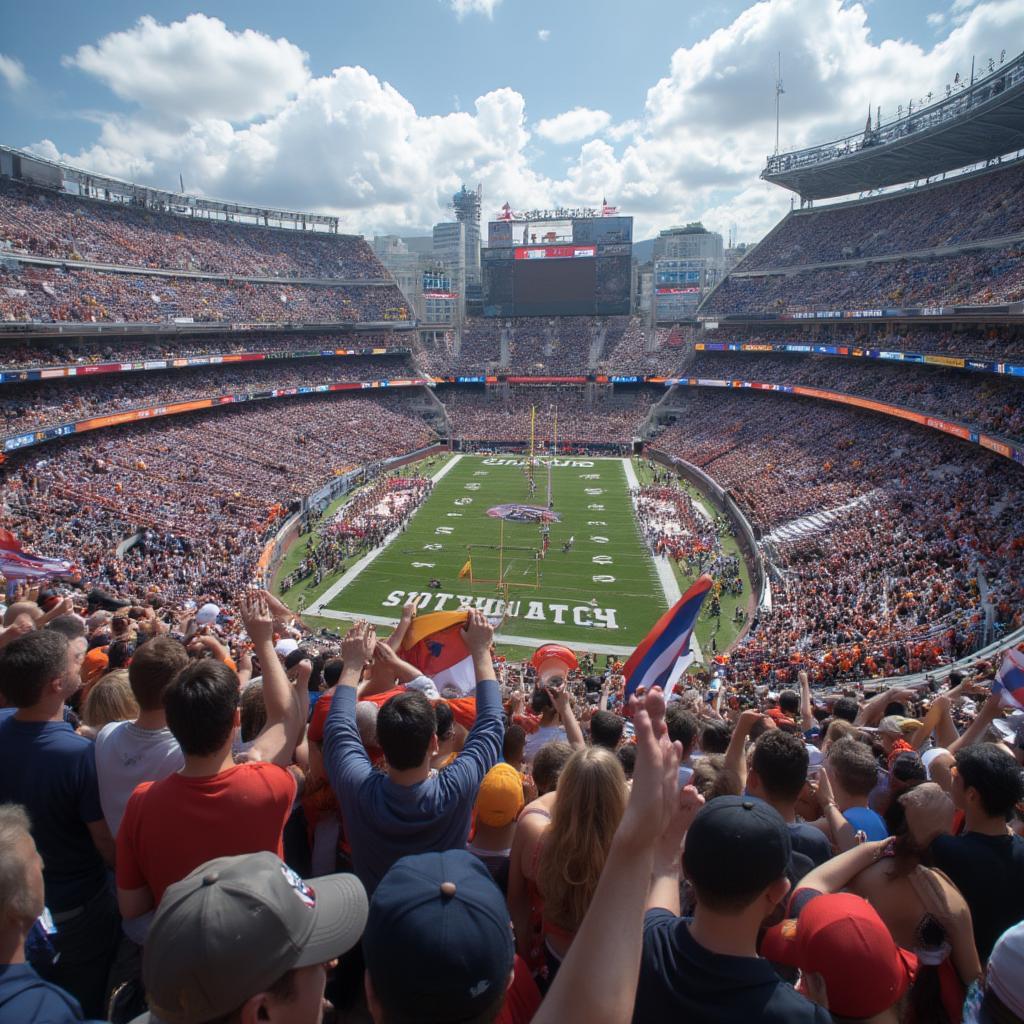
[0,144,346,234]
[762,50,1024,200]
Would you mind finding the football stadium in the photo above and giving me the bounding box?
[1,6,1024,1023]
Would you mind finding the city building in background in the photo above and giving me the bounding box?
[452,184,483,313]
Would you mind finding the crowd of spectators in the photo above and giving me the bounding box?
[701,245,1024,314]
[504,317,596,375]
[0,177,388,279]
[0,331,412,370]
[598,319,687,376]
[441,385,657,444]
[740,158,1024,270]
[0,393,436,611]
[688,350,1024,441]
[1,577,1022,1024]
[0,265,410,324]
[652,389,1024,682]
[699,324,1024,362]
[0,354,419,434]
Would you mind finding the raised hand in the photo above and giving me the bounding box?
[462,608,494,655]
[341,620,376,670]
[240,590,273,647]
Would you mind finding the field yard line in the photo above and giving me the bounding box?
[307,454,463,615]
[307,606,639,656]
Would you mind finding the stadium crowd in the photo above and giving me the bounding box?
[0,393,436,610]
[0,177,388,279]
[701,245,1024,314]
[699,324,1024,362]
[739,158,1024,270]
[687,350,1024,440]
[441,385,657,445]
[0,355,419,434]
[652,390,1024,682]
[1,584,1023,1024]
[0,266,410,324]
[0,332,411,370]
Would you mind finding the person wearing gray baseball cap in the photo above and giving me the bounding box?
[128,851,367,1024]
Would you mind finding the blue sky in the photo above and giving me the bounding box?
[1,0,1020,240]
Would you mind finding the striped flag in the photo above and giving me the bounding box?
[400,610,477,698]
[0,529,76,585]
[622,575,713,700]
[993,648,1024,712]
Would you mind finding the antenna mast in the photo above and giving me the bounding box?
[774,52,785,156]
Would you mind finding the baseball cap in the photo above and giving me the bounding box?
[475,763,525,827]
[987,921,1024,1019]
[275,637,299,657]
[531,643,578,674]
[195,602,220,626]
[761,892,917,1019]
[142,852,367,1024]
[878,715,907,736]
[363,850,514,1023]
[683,796,791,900]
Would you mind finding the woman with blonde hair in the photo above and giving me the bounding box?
[534,745,628,983]
[80,669,139,737]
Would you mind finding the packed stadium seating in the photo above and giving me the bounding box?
[687,350,1024,440]
[2,392,435,607]
[0,176,387,279]
[651,388,1024,682]
[0,354,418,433]
[738,158,1024,271]
[700,244,1024,314]
[0,265,410,324]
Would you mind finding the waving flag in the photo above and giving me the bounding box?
[0,530,76,585]
[993,648,1024,712]
[400,610,476,698]
[622,575,713,700]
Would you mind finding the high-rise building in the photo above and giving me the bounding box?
[451,184,482,289]
[371,235,421,312]
[653,222,724,262]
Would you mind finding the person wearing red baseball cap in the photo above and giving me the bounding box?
[761,891,918,1022]
[523,645,582,764]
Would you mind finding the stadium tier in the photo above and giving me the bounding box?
[0,174,388,279]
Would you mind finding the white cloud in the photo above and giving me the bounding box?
[62,14,309,123]
[535,107,612,143]
[40,1,1024,243]
[0,54,27,91]
[927,11,947,27]
[538,28,551,42]
[449,0,502,18]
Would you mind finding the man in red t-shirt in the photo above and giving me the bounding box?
[116,591,308,917]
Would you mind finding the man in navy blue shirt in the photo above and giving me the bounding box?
[323,611,503,894]
[0,630,119,1018]
[0,804,93,1023]
[635,796,830,1023]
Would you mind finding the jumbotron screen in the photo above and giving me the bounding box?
[482,243,631,317]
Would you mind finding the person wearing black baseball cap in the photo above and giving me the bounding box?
[635,795,830,1023]
[129,851,367,1024]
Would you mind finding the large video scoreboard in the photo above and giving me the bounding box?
[482,212,632,317]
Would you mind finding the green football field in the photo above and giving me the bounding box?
[305,454,674,653]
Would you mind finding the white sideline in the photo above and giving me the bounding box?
[623,458,704,664]
[305,605,639,656]
[306,454,463,616]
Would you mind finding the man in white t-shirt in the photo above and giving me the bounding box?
[94,636,189,836]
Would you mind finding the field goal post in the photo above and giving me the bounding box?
[465,542,542,590]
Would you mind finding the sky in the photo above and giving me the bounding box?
[1,0,1021,243]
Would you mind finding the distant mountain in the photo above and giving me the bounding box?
[632,238,656,264]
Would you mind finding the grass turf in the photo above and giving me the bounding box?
[276,453,748,659]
